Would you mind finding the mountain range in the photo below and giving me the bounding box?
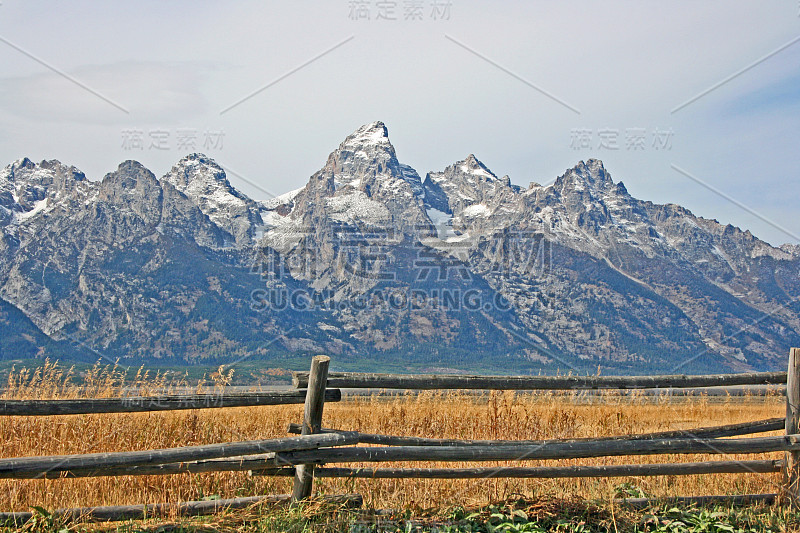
[1,121,798,374]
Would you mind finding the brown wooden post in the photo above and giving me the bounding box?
[291,355,330,503]
[786,348,800,506]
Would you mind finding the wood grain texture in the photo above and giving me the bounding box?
[286,417,785,446]
[0,390,341,416]
[292,355,330,502]
[251,460,782,479]
[293,371,786,390]
[0,432,358,479]
[0,494,363,524]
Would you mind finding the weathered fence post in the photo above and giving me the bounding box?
[786,347,800,506]
[291,355,331,503]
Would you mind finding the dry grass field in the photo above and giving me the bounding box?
[0,361,787,518]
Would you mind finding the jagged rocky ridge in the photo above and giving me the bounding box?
[1,122,798,373]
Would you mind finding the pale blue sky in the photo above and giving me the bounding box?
[1,1,798,245]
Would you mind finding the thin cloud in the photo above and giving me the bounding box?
[0,61,210,124]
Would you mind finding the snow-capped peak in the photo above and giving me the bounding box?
[0,158,89,225]
[9,157,35,173]
[422,154,514,216]
[459,154,497,180]
[319,121,414,194]
[162,154,254,211]
[557,159,613,190]
[164,153,233,189]
[341,121,391,149]
[162,154,263,245]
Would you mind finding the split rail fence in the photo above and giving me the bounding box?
[1,349,799,524]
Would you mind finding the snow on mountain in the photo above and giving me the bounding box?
[780,243,800,257]
[262,187,304,211]
[422,154,520,239]
[0,158,90,226]
[1,121,799,373]
[462,203,492,218]
[161,153,264,245]
[256,187,304,239]
[425,206,459,240]
[278,121,434,236]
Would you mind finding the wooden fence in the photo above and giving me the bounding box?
[281,350,798,508]
[0,390,342,416]
[1,349,798,524]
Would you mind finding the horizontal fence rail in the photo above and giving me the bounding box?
[618,493,778,509]
[287,417,785,445]
[9,454,786,482]
[293,371,787,390]
[251,460,784,479]
[0,494,363,525]
[0,390,342,416]
[250,435,800,467]
[5,430,790,480]
[0,432,358,479]
[1,455,285,479]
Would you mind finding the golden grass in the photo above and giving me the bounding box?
[0,361,786,515]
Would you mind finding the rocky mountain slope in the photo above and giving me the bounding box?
[1,122,798,373]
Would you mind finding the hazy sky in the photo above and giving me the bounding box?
[1,1,798,246]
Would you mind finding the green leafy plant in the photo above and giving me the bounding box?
[614,482,648,499]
